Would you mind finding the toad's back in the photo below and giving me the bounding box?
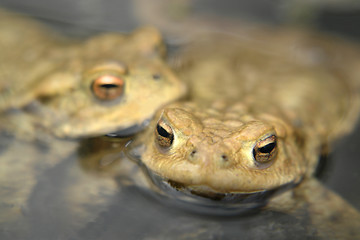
[173,36,360,142]
[0,9,64,101]
[138,33,360,195]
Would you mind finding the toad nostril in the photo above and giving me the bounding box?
[221,154,228,162]
[188,149,198,163]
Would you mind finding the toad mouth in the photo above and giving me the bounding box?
[124,141,300,214]
[142,166,299,214]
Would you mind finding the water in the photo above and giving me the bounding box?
[0,122,359,239]
[0,134,318,239]
[0,1,360,239]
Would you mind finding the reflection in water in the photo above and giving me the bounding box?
[0,132,78,235]
[25,137,131,239]
[77,137,129,177]
[1,2,360,239]
[2,128,352,235]
[0,124,360,239]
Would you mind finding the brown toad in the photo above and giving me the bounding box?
[0,9,186,138]
[130,35,360,239]
[138,36,359,193]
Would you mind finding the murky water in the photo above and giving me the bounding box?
[0,133,332,239]
[1,1,360,239]
[1,122,359,239]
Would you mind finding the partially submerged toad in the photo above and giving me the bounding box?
[137,36,360,194]
[1,6,360,239]
[0,9,185,138]
[129,35,360,238]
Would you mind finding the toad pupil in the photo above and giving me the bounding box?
[92,75,124,101]
[157,124,171,139]
[258,142,276,153]
[99,83,120,89]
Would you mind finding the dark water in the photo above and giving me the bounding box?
[0,133,327,240]
[1,126,359,239]
[0,1,360,239]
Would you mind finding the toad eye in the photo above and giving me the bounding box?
[253,135,277,164]
[91,75,124,101]
[155,120,174,149]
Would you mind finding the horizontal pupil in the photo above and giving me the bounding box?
[157,124,170,138]
[99,83,120,89]
[258,142,276,153]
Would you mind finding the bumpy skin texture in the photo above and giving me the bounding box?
[139,35,360,194]
[0,9,186,138]
[143,101,305,193]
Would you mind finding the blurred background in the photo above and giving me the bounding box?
[1,0,360,217]
[0,0,360,39]
[3,0,358,209]
[0,0,359,239]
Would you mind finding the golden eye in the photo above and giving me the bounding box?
[155,120,174,149]
[91,75,124,101]
[253,135,277,164]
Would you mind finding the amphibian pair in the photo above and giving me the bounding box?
[1,8,360,239]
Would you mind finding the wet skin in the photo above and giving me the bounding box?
[0,9,186,138]
[132,34,360,238]
[138,36,360,194]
